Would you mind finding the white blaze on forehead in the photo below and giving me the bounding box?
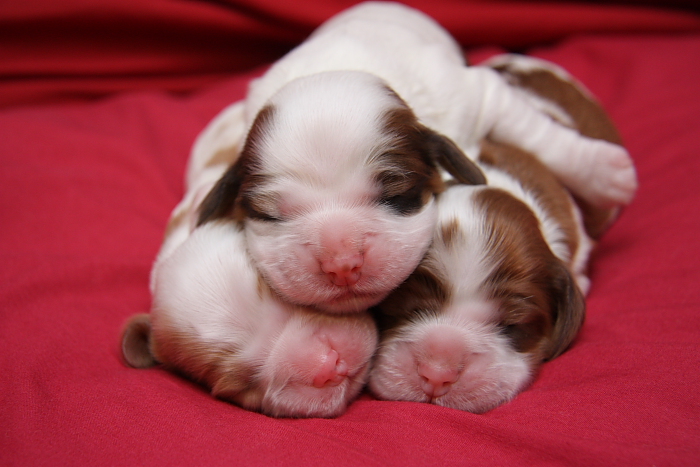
[257,72,402,188]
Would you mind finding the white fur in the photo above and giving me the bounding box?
[150,222,378,418]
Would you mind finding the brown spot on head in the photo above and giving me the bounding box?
[439,219,461,249]
[374,106,447,215]
[478,138,580,261]
[477,188,585,362]
[374,98,485,215]
[372,260,450,335]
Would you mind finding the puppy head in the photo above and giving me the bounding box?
[246,310,378,418]
[369,186,585,413]
[198,71,484,313]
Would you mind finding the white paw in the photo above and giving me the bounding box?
[562,140,638,209]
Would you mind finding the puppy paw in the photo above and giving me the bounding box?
[559,140,638,209]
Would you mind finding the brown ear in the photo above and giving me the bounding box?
[196,159,246,226]
[545,261,586,360]
[423,130,486,186]
[121,313,158,368]
[197,104,276,226]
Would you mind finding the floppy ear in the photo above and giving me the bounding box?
[196,159,245,226]
[121,313,158,368]
[544,261,586,360]
[423,129,486,185]
[197,104,276,226]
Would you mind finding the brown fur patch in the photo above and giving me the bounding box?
[149,311,259,402]
[204,146,242,170]
[476,188,584,362]
[376,107,447,215]
[376,101,484,215]
[121,313,157,368]
[197,105,276,226]
[440,219,461,249]
[492,65,622,144]
[478,139,580,263]
[372,260,450,336]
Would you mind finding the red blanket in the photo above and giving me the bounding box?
[2,1,700,465]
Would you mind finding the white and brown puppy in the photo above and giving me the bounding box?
[193,2,635,314]
[121,103,377,419]
[122,220,377,418]
[368,54,632,413]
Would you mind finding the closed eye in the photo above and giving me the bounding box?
[242,193,282,222]
[248,209,282,222]
[380,186,425,215]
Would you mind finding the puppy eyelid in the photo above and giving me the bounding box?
[249,210,282,222]
[243,195,282,222]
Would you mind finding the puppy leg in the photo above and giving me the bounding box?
[461,67,637,208]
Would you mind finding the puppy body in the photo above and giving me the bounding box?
[368,53,632,413]
[194,2,635,314]
[123,221,377,418]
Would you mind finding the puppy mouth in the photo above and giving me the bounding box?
[323,289,386,312]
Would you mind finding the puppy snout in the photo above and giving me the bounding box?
[312,349,349,388]
[321,254,363,287]
[418,363,460,398]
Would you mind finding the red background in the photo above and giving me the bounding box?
[2,1,699,465]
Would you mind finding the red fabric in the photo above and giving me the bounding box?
[1,0,700,107]
[2,1,700,466]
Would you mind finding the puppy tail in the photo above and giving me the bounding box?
[121,313,158,368]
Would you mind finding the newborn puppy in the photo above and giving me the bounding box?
[368,54,633,413]
[195,2,634,314]
[122,221,377,418]
[122,106,376,418]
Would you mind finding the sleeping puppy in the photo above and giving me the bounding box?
[121,103,376,419]
[121,221,377,418]
[368,54,632,413]
[194,2,635,314]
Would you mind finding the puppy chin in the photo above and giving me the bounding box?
[315,290,388,314]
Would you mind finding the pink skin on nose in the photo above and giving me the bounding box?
[418,363,460,397]
[312,348,349,388]
[320,254,363,286]
[414,327,467,398]
[318,220,365,287]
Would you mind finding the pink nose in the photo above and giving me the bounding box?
[418,363,461,398]
[312,349,349,388]
[321,254,363,287]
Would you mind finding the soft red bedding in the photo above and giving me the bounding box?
[2,1,700,466]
